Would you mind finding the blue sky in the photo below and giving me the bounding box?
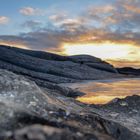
[0,0,115,35]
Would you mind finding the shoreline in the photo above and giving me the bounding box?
[60,77,140,105]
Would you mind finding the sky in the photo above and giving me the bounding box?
[0,0,140,68]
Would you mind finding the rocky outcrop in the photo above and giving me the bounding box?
[11,45,117,73]
[0,69,139,140]
[117,67,140,76]
[95,95,140,138]
[0,45,120,97]
[0,45,118,82]
[68,55,118,73]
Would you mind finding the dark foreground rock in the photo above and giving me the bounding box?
[0,69,139,140]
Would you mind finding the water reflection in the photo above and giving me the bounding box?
[62,78,140,104]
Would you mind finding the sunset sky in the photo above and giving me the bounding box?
[0,0,140,68]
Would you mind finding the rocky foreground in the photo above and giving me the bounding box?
[0,45,139,140]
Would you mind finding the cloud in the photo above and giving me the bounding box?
[0,30,63,51]
[49,14,67,23]
[107,59,140,68]
[20,7,46,16]
[0,16,9,24]
[21,20,42,30]
[0,26,139,53]
[82,0,140,31]
[0,0,140,53]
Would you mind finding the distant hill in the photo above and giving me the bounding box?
[0,45,117,73]
[117,67,140,75]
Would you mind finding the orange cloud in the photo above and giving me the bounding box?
[107,59,140,69]
[0,41,29,49]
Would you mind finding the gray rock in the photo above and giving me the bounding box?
[0,45,118,82]
[0,69,114,140]
[68,55,118,73]
[0,69,85,114]
[85,62,118,73]
[0,69,139,140]
[68,55,102,63]
[97,95,140,136]
[8,45,118,73]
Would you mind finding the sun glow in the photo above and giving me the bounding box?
[63,42,140,61]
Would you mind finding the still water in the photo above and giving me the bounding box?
[61,78,140,104]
